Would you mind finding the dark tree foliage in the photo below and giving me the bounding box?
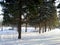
[57,4,60,8]
[0,0,57,39]
[25,0,58,32]
[0,0,43,39]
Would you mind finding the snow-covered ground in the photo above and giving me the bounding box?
[0,28,60,45]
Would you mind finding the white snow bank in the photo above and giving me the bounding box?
[0,28,60,45]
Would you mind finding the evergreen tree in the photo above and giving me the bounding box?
[0,0,57,39]
[0,0,43,39]
[25,0,58,33]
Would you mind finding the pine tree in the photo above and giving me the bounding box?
[0,0,44,39]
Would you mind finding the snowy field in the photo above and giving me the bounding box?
[0,27,60,45]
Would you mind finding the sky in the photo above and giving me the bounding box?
[0,4,3,23]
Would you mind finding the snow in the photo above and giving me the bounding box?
[0,28,60,45]
[21,27,38,32]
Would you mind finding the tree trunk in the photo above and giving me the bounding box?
[39,24,41,33]
[25,23,27,32]
[48,25,51,31]
[17,0,22,39]
[48,21,51,31]
[49,25,51,31]
[42,27,44,33]
[17,17,21,39]
[35,26,36,30]
[45,23,46,32]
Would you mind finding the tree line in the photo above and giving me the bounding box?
[0,0,58,39]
